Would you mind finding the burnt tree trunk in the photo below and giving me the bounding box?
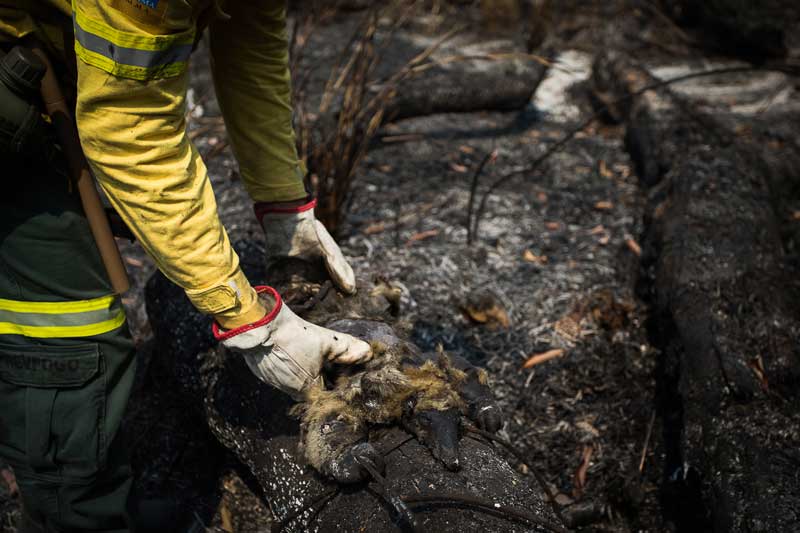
[592,54,800,532]
[381,58,548,123]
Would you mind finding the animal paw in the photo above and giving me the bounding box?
[323,442,385,484]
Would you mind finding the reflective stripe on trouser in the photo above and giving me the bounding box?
[0,294,126,337]
[1,151,135,532]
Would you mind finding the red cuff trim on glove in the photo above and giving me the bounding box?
[212,286,283,341]
[254,197,316,224]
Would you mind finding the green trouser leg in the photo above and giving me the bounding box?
[0,153,136,532]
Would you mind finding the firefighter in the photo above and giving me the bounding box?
[0,1,371,530]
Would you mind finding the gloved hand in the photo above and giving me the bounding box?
[255,198,357,294]
[213,286,372,397]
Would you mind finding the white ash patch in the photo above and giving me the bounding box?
[532,50,593,122]
[647,62,800,116]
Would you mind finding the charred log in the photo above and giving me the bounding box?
[593,54,800,532]
[380,58,548,123]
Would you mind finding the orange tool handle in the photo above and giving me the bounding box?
[31,45,130,295]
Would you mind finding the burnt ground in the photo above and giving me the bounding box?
[2,2,799,532]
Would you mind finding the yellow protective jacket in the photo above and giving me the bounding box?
[2,0,308,328]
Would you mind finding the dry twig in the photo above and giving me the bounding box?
[466,148,498,245]
[639,409,657,475]
[292,3,463,234]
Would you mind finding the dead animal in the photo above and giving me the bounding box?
[291,329,501,481]
[142,240,557,532]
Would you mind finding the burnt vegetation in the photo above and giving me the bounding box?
[3,1,800,532]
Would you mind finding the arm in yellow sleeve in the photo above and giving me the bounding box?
[73,0,263,328]
[209,0,307,203]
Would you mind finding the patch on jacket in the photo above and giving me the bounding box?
[108,0,168,28]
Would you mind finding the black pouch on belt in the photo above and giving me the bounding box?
[1,45,135,241]
[0,46,52,161]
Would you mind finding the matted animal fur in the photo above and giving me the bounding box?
[291,342,468,472]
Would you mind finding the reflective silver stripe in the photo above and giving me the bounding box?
[0,299,123,328]
[73,13,193,69]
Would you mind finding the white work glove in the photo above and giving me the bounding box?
[212,286,372,397]
[255,198,357,294]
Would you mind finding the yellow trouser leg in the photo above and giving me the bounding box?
[209,0,307,203]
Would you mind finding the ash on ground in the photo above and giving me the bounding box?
[3,1,799,532]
